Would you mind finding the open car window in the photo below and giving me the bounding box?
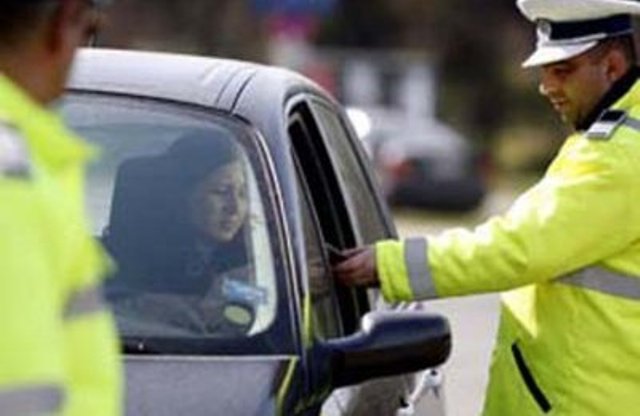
[59,94,290,354]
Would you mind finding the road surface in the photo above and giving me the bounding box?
[394,180,524,416]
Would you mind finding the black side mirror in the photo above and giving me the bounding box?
[323,310,451,388]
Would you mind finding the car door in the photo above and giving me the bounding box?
[308,99,449,416]
[286,95,414,416]
[309,98,421,416]
[60,92,301,416]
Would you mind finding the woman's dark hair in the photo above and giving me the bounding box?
[163,130,240,197]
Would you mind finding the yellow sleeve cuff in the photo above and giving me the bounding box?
[376,239,415,302]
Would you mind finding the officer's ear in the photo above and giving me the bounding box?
[596,44,630,84]
[44,0,94,54]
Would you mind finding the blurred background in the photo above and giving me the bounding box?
[95,1,604,415]
[99,0,572,177]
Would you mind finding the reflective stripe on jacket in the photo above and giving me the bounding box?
[376,79,640,415]
[0,74,122,416]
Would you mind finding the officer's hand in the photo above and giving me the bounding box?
[332,246,380,288]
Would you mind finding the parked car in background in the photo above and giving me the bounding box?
[63,49,451,416]
[348,107,487,211]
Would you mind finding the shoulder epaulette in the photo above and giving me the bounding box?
[586,109,627,140]
[0,122,31,179]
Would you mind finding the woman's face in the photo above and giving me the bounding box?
[190,161,249,242]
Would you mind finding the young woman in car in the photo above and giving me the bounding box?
[106,132,258,335]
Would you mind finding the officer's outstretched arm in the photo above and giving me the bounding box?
[375,137,640,302]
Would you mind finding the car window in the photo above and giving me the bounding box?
[288,100,364,334]
[59,94,290,354]
[294,157,343,340]
[308,100,398,310]
[309,101,390,244]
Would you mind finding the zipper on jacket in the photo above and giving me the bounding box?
[511,343,552,413]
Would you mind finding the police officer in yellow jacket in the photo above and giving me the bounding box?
[335,0,640,414]
[0,1,121,415]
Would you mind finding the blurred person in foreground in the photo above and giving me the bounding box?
[0,1,121,415]
[334,0,640,414]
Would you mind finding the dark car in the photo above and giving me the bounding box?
[63,49,451,416]
[348,107,487,212]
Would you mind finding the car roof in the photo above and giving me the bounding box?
[68,48,340,182]
[69,48,325,114]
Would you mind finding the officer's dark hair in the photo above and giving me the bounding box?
[591,35,638,66]
[0,2,55,48]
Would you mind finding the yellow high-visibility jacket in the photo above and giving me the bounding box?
[0,75,122,415]
[377,76,640,415]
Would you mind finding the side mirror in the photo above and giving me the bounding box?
[323,310,451,388]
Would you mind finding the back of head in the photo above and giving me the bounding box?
[0,1,53,48]
[0,0,113,104]
[0,0,111,47]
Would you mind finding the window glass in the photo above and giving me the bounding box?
[60,94,283,351]
[296,171,342,339]
[310,102,389,243]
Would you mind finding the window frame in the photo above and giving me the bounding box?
[306,98,401,310]
[307,97,396,243]
[292,152,345,340]
[286,94,380,336]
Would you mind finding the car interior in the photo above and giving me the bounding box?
[100,130,278,341]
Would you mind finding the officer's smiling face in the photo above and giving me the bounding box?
[538,49,615,128]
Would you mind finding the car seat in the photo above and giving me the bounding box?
[103,152,183,297]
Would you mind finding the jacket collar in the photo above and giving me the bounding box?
[576,66,640,131]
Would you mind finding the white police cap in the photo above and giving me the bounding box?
[518,0,640,68]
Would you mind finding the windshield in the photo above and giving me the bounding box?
[60,93,291,354]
